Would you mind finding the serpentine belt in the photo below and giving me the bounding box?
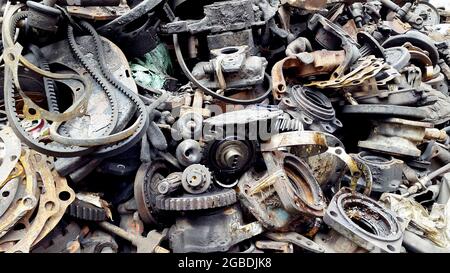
[64,23,119,139]
[3,6,148,158]
[28,45,60,113]
[49,21,144,148]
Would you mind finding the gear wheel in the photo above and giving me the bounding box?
[181,164,211,194]
[67,199,107,221]
[275,115,303,132]
[155,189,236,211]
[203,136,256,185]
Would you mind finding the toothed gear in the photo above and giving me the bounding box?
[203,136,256,183]
[275,115,303,132]
[181,164,211,194]
[67,199,107,221]
[155,189,237,211]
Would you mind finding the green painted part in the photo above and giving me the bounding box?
[129,43,173,89]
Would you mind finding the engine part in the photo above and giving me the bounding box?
[279,85,342,133]
[181,164,211,194]
[2,0,450,256]
[323,187,403,253]
[0,149,38,239]
[382,30,439,65]
[260,131,373,194]
[162,0,267,35]
[192,45,268,90]
[255,240,293,253]
[204,137,256,184]
[341,104,429,120]
[134,162,171,225]
[67,199,108,222]
[358,118,447,157]
[313,230,368,253]
[65,5,131,21]
[265,232,325,253]
[155,189,237,211]
[305,55,385,89]
[98,221,168,253]
[175,140,202,167]
[168,206,263,253]
[356,152,403,193]
[96,0,164,57]
[307,14,361,80]
[380,0,424,28]
[357,31,385,58]
[3,8,147,158]
[384,46,411,70]
[26,1,61,32]
[203,108,281,141]
[238,151,326,231]
[0,126,21,184]
[408,1,440,27]
[32,222,82,253]
[271,50,345,100]
[157,172,182,195]
[80,230,118,253]
[3,150,75,253]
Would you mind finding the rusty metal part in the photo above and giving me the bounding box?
[323,187,403,253]
[356,152,403,193]
[265,232,325,253]
[261,131,372,194]
[238,151,326,231]
[358,118,445,157]
[32,222,81,253]
[192,45,267,90]
[181,164,211,194]
[306,135,344,186]
[169,206,263,253]
[307,14,361,80]
[0,149,38,239]
[305,56,385,89]
[7,151,60,253]
[0,177,20,218]
[271,50,345,100]
[255,240,293,253]
[382,30,439,65]
[3,26,91,123]
[279,85,342,133]
[80,230,118,253]
[260,131,328,154]
[162,0,267,35]
[402,42,434,81]
[313,230,368,253]
[327,147,372,195]
[33,171,75,245]
[134,162,170,225]
[155,189,237,211]
[0,126,21,185]
[98,221,169,253]
[66,5,130,20]
[1,165,75,249]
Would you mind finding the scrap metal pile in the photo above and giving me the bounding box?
[2,0,450,253]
